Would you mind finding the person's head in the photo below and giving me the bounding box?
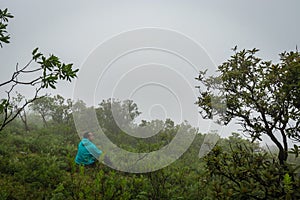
[83,131,95,141]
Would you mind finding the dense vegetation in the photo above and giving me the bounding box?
[0,97,299,199]
[1,7,300,200]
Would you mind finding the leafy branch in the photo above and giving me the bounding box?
[0,8,79,131]
[0,8,13,47]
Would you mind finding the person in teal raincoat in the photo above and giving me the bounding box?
[75,132,102,166]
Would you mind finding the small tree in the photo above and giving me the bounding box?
[96,98,141,134]
[11,92,30,131]
[29,96,54,127]
[50,95,73,124]
[196,48,300,165]
[0,8,79,131]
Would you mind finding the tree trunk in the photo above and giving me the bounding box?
[19,110,30,131]
[278,148,288,165]
[41,114,48,127]
[266,131,287,165]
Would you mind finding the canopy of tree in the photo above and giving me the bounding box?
[196,48,300,165]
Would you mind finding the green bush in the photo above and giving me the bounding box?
[0,122,299,199]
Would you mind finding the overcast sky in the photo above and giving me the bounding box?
[1,1,300,141]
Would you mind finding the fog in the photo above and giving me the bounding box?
[1,0,299,143]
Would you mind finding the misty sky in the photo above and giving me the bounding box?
[1,1,300,141]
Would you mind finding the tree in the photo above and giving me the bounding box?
[29,96,53,127]
[196,48,300,165]
[11,92,30,131]
[50,95,73,124]
[0,8,79,131]
[72,99,98,132]
[96,98,141,134]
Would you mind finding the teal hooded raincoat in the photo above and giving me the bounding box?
[75,138,102,165]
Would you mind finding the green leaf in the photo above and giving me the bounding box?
[32,47,39,55]
[33,53,42,60]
